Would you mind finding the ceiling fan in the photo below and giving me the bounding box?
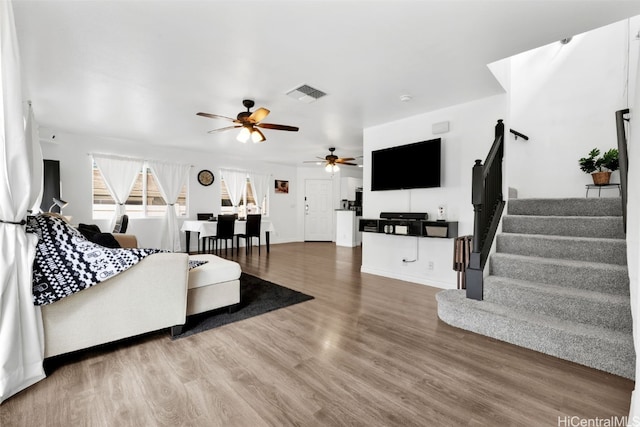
[197,99,299,143]
[304,147,358,172]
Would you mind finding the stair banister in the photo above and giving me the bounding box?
[615,108,629,232]
[466,119,506,301]
[509,128,529,141]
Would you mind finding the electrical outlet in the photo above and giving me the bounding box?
[428,261,434,270]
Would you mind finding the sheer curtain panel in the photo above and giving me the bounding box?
[0,0,46,403]
[26,104,43,213]
[148,161,190,251]
[248,172,269,212]
[92,154,143,231]
[220,169,247,213]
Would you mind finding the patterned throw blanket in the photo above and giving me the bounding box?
[27,215,164,306]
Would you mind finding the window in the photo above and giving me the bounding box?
[92,163,187,219]
[220,177,268,217]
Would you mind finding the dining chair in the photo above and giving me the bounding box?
[112,214,128,233]
[211,214,236,256]
[237,214,262,255]
[195,213,214,252]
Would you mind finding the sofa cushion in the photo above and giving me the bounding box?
[188,254,241,290]
[113,234,138,248]
[92,232,121,248]
[77,223,121,248]
[77,223,101,239]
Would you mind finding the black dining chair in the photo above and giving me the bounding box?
[112,214,128,233]
[196,213,214,252]
[211,214,236,256]
[237,214,262,255]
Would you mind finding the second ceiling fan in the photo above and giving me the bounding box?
[304,147,358,172]
[197,99,299,143]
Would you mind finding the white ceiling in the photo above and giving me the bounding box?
[12,0,640,166]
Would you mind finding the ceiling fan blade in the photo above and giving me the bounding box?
[336,157,356,163]
[197,112,236,122]
[207,125,242,134]
[257,123,299,132]
[339,162,358,166]
[249,107,270,123]
[303,160,324,163]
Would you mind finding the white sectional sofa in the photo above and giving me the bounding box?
[186,254,242,317]
[42,252,190,358]
[41,240,242,357]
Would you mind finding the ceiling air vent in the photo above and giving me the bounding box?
[286,84,327,103]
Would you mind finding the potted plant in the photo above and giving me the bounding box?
[579,148,619,185]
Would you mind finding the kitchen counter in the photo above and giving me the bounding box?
[335,210,361,247]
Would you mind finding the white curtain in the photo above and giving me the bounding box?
[0,0,46,403]
[627,47,640,421]
[26,104,43,213]
[93,154,143,231]
[248,172,269,212]
[221,169,247,212]
[148,160,190,251]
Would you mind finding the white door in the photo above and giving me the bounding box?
[304,179,333,241]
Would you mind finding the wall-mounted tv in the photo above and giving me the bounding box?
[371,138,441,191]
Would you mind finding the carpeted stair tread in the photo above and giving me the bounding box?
[483,276,631,332]
[507,197,622,217]
[497,233,627,265]
[490,253,629,295]
[502,215,625,239]
[436,196,632,378]
[436,289,634,379]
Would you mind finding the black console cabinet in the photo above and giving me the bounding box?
[359,218,458,238]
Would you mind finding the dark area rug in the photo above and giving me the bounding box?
[173,272,314,339]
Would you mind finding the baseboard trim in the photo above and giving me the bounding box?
[360,266,455,289]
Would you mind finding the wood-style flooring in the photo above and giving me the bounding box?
[0,242,633,426]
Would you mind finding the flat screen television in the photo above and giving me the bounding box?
[371,138,441,191]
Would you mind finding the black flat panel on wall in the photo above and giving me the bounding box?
[40,159,60,213]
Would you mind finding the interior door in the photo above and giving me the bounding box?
[304,179,333,241]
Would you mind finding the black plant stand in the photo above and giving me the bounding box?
[585,183,621,197]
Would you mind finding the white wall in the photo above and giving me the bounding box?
[361,94,507,288]
[360,17,639,288]
[40,131,298,250]
[340,177,363,200]
[41,131,363,249]
[508,19,632,198]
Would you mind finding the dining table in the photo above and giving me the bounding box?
[181,219,274,254]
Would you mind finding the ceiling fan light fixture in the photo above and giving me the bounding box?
[251,128,266,143]
[325,164,339,173]
[199,99,298,143]
[237,126,251,143]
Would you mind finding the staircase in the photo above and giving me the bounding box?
[437,197,634,379]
